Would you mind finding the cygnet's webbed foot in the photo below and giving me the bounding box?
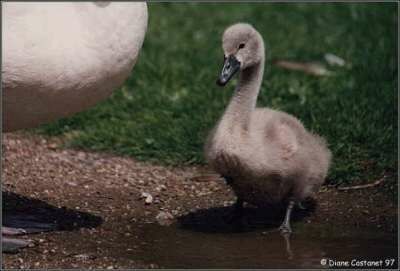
[2,226,31,253]
[278,200,295,234]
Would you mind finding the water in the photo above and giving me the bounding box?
[4,194,397,268]
[105,210,397,269]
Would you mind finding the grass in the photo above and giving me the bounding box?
[37,3,398,187]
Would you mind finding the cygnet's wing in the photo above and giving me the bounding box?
[266,122,299,160]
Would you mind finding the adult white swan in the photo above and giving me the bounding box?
[2,2,148,252]
[2,2,148,131]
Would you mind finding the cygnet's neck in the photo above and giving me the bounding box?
[222,58,264,131]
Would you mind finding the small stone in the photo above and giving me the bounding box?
[141,192,153,204]
[28,242,36,248]
[171,209,179,216]
[74,254,95,261]
[156,211,174,226]
[146,196,153,204]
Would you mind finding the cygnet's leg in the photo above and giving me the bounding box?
[2,226,31,253]
[279,200,295,234]
[221,176,247,225]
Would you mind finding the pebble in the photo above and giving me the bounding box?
[141,192,153,204]
[74,254,96,261]
[156,211,174,226]
[171,210,179,216]
[155,184,167,192]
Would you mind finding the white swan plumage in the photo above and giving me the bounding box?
[2,2,148,131]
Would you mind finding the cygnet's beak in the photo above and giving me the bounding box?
[216,55,241,86]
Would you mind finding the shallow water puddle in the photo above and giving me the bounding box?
[4,197,397,268]
[106,221,397,269]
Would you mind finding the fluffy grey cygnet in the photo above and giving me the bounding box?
[205,23,332,233]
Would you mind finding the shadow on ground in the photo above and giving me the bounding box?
[178,199,316,233]
[3,191,103,233]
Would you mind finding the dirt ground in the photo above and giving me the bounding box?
[2,132,397,269]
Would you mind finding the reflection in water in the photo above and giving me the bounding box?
[99,206,397,269]
[282,233,294,260]
[122,223,325,268]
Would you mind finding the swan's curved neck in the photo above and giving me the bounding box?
[223,58,264,130]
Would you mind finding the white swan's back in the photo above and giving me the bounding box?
[2,2,148,131]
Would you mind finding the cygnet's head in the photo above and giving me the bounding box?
[217,23,265,86]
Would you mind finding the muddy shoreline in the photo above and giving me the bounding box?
[2,132,397,269]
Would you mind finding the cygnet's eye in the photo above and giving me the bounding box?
[238,43,245,49]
